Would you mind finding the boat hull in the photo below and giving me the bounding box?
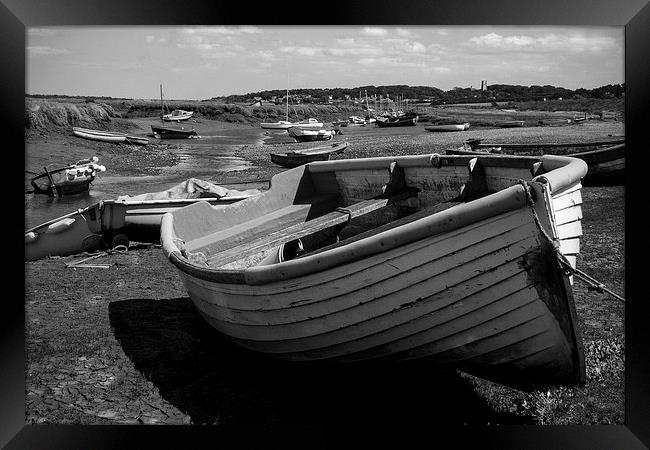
[161,154,588,389]
[448,142,624,185]
[425,123,470,132]
[270,151,331,167]
[287,127,335,142]
[375,117,418,127]
[72,127,127,143]
[151,125,199,139]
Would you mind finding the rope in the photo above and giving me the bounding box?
[517,179,625,304]
[335,207,353,223]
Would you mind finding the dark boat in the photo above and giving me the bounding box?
[29,157,106,197]
[375,115,418,128]
[270,142,348,168]
[448,138,625,185]
[151,124,199,139]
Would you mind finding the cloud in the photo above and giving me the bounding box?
[180,26,263,36]
[361,27,388,37]
[467,32,620,53]
[279,46,322,57]
[27,28,62,38]
[145,35,155,43]
[27,46,70,56]
[406,41,426,53]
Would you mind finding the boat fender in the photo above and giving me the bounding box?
[25,231,38,244]
[46,218,76,234]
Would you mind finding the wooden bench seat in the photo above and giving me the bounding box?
[207,188,419,268]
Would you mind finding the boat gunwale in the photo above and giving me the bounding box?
[162,154,587,286]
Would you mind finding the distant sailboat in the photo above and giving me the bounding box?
[261,75,322,129]
[151,84,199,139]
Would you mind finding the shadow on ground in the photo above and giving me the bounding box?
[109,297,532,425]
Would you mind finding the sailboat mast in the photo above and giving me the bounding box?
[286,73,289,122]
[160,84,164,124]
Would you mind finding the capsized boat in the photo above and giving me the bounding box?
[160,153,588,389]
[25,179,260,261]
[270,142,348,168]
[449,138,625,185]
[72,127,149,145]
[30,157,106,197]
[424,122,470,132]
[287,126,335,143]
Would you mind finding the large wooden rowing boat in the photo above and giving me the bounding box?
[270,142,348,168]
[448,138,625,185]
[25,179,259,261]
[160,153,588,389]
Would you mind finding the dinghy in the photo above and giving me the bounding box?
[29,157,106,197]
[72,127,149,145]
[449,138,625,185]
[270,142,348,168]
[287,126,335,142]
[160,153,588,389]
[424,122,470,132]
[25,179,259,261]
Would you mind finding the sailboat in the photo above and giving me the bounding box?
[151,84,199,139]
[261,76,322,129]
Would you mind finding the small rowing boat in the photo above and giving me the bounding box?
[160,152,589,389]
[499,120,525,128]
[25,179,260,261]
[375,116,418,128]
[72,127,149,145]
[287,127,335,142]
[270,142,348,168]
[449,138,625,185]
[29,157,106,197]
[425,123,470,132]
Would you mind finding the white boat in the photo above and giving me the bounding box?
[25,178,260,261]
[162,109,194,122]
[424,123,470,132]
[72,127,149,145]
[287,127,335,142]
[160,153,589,389]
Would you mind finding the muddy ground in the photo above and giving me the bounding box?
[24,117,625,425]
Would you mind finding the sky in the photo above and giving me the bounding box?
[26,26,624,100]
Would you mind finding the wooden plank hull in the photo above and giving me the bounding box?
[161,154,588,389]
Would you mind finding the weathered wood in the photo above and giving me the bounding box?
[209,189,419,268]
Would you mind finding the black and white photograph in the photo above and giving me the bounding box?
[5,0,649,448]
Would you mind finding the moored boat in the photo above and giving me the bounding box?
[25,179,260,261]
[425,122,470,132]
[160,152,589,389]
[375,115,418,127]
[30,157,106,197]
[449,138,625,185]
[162,109,194,122]
[151,124,199,139]
[72,127,150,146]
[270,142,348,168]
[287,126,335,142]
[499,120,525,128]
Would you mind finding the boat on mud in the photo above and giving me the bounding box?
[287,126,335,142]
[375,115,418,127]
[29,157,106,197]
[152,84,199,139]
[270,142,348,168]
[72,127,149,145]
[498,120,525,128]
[160,152,588,390]
[448,138,625,185]
[425,122,470,132]
[25,179,260,261]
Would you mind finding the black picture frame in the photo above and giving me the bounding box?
[4,0,648,448]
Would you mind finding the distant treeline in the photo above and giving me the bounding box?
[214,83,625,105]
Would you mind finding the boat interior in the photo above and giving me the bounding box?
[168,154,554,272]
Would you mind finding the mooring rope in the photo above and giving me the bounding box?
[517,179,625,304]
